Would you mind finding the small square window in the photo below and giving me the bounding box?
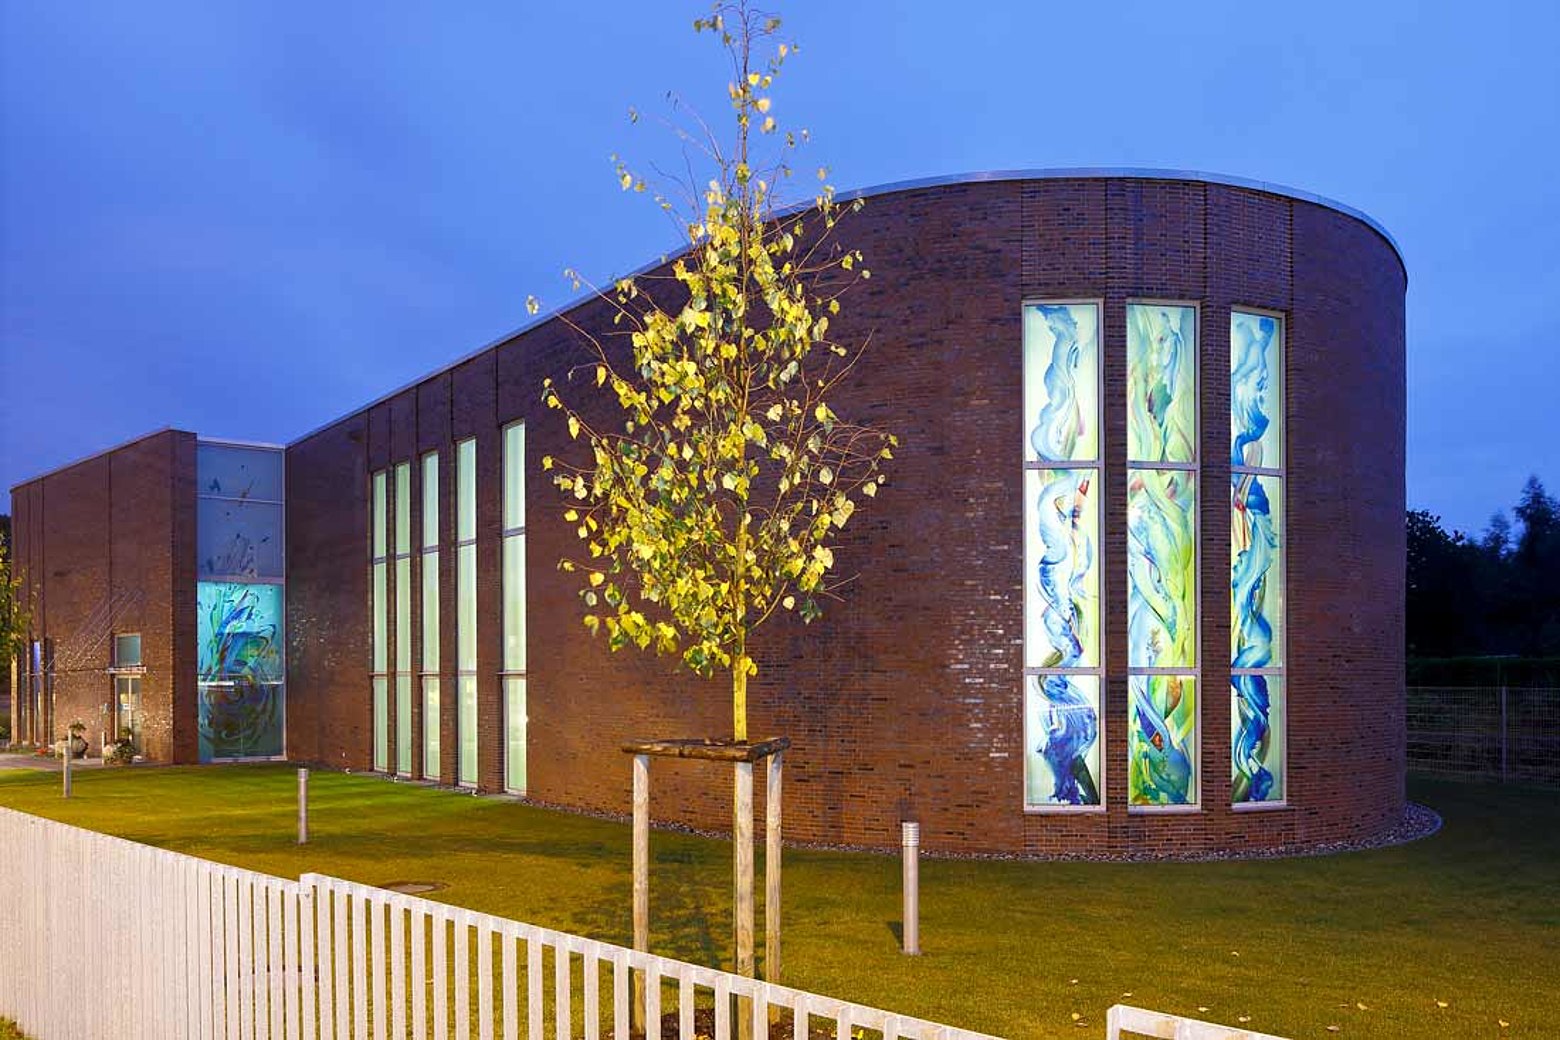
[114,634,142,668]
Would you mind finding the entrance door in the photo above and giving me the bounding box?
[115,676,142,750]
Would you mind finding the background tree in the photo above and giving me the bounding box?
[1406,477,1560,659]
[537,2,896,743]
[1,515,31,745]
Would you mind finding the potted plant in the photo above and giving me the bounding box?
[105,727,136,766]
[66,720,88,759]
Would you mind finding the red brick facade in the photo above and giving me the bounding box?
[9,429,198,762]
[284,175,1407,857]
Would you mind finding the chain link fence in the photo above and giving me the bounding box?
[1407,685,1560,785]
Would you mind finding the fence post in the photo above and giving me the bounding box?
[734,760,755,1040]
[1500,684,1509,783]
[765,750,782,984]
[297,768,309,844]
[631,753,649,1033]
[901,821,920,955]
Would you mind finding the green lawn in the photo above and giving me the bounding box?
[0,765,1553,1039]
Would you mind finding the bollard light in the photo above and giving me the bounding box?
[901,820,920,955]
[298,767,309,844]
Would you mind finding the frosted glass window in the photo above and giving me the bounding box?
[372,471,387,560]
[421,552,440,672]
[458,675,478,787]
[197,499,284,580]
[371,469,388,771]
[373,677,389,772]
[395,462,411,557]
[197,444,284,502]
[455,438,477,786]
[505,677,527,794]
[1126,302,1199,809]
[1231,310,1286,805]
[1021,301,1102,809]
[423,677,441,780]
[504,423,526,531]
[371,564,387,674]
[113,633,142,668]
[422,452,440,548]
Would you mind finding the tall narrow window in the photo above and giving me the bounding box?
[1022,302,1103,809]
[394,461,413,775]
[1126,303,1199,808]
[421,451,441,780]
[456,438,478,787]
[371,469,389,771]
[502,422,528,794]
[1231,310,1286,805]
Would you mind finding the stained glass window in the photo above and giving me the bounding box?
[1022,302,1103,808]
[197,581,285,761]
[1231,310,1286,805]
[1127,303,1199,807]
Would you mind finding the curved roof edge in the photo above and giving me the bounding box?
[289,167,1402,448]
[834,167,1404,267]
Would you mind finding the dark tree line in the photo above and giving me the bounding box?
[1407,477,1560,657]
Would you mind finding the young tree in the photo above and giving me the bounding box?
[537,2,896,744]
[1,518,31,742]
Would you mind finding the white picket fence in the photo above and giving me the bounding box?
[0,807,1004,1040]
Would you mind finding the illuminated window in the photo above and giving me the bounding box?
[1126,303,1199,808]
[394,460,413,776]
[456,438,478,786]
[421,451,441,781]
[1022,302,1103,809]
[1231,310,1286,805]
[502,422,528,794]
[371,468,388,771]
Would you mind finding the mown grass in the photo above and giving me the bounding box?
[0,764,1553,1038]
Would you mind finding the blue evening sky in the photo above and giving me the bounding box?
[2,1,1556,535]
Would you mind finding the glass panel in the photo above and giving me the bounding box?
[421,551,440,671]
[1023,303,1099,463]
[196,581,286,762]
[1024,673,1100,807]
[372,563,388,673]
[197,499,285,580]
[505,676,527,793]
[458,544,477,672]
[113,633,142,668]
[1231,311,1283,470]
[200,682,284,761]
[503,535,526,672]
[457,439,476,543]
[1232,474,1284,668]
[422,676,440,779]
[422,453,440,548]
[395,462,411,556]
[459,675,478,785]
[1128,674,1197,806]
[1126,303,1197,463]
[1232,675,1284,804]
[373,676,388,771]
[372,471,387,559]
[395,557,411,672]
[396,674,412,774]
[1127,469,1197,669]
[115,676,142,749]
[1023,469,1098,669]
[198,582,284,682]
[504,423,526,531]
[197,444,284,502]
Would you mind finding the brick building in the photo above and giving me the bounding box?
[9,170,1407,856]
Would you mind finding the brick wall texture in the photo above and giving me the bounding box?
[9,429,198,762]
[282,176,1407,858]
[7,176,1400,856]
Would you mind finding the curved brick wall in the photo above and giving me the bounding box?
[285,174,1407,858]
